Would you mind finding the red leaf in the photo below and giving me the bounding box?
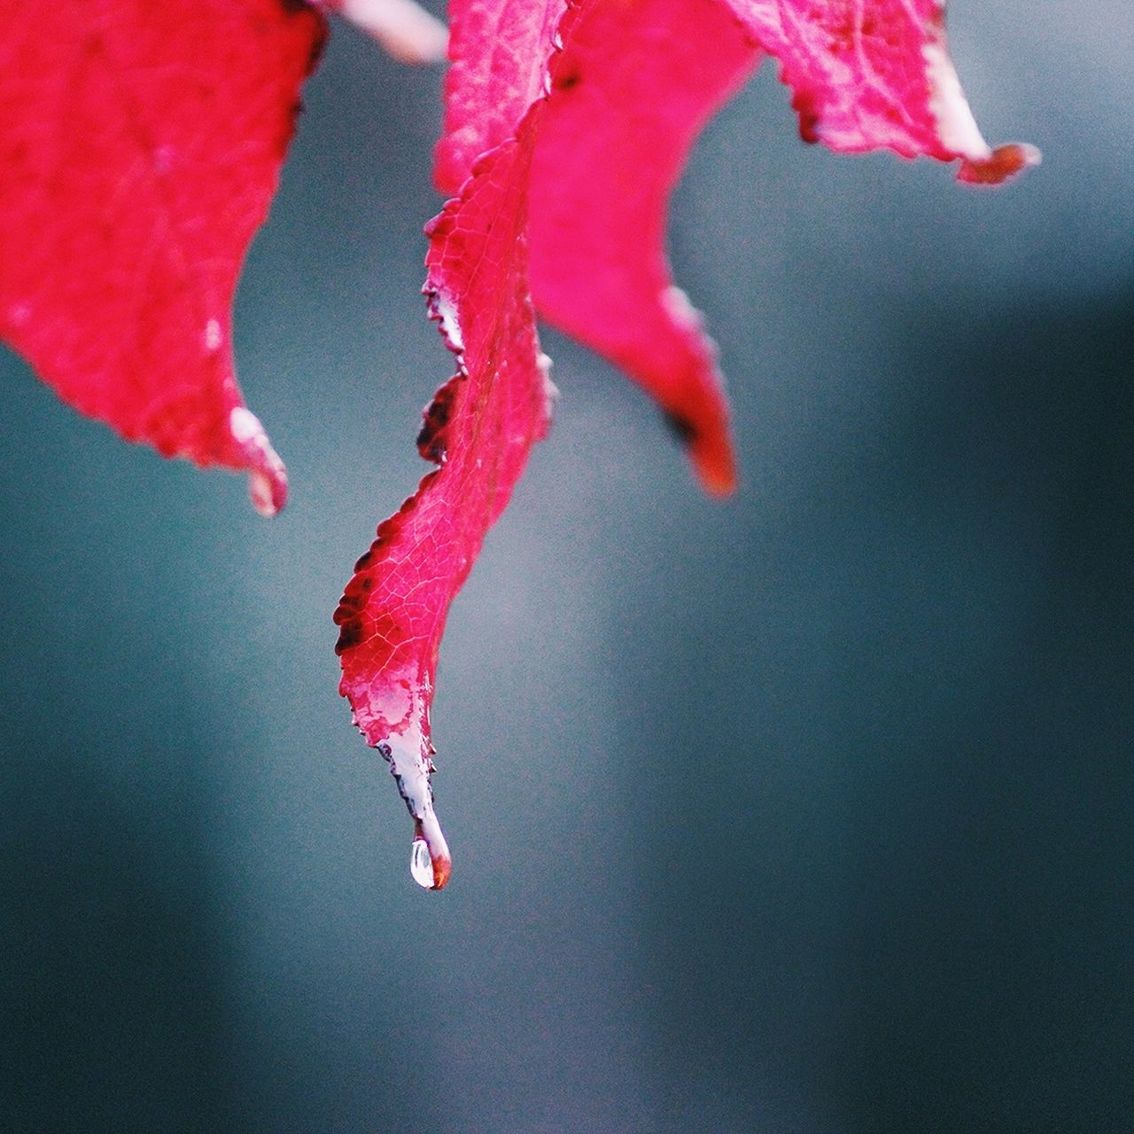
[0,0,1035,888]
[433,0,564,194]
[335,130,555,891]
[0,0,325,514]
[527,0,759,495]
[339,0,570,888]
[527,0,1039,495]
[728,0,1039,181]
[339,0,1036,886]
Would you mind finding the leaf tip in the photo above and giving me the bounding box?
[663,409,737,496]
[375,728,452,890]
[414,815,453,890]
[692,440,738,498]
[956,142,1042,186]
[229,407,288,515]
[248,466,288,516]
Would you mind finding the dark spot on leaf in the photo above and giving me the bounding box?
[662,409,698,448]
[554,69,581,91]
[334,591,362,619]
[334,617,362,654]
[417,381,458,462]
[792,91,820,143]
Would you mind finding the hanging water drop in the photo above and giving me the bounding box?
[379,725,452,890]
[410,837,434,889]
[408,814,452,890]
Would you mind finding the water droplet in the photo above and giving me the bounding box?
[383,730,452,890]
[410,837,434,889]
[407,815,452,890]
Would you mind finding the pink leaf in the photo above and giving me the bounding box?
[0,0,326,514]
[341,0,1036,885]
[528,0,1039,494]
[335,129,555,891]
[0,0,1036,888]
[528,0,759,494]
[728,0,1040,180]
[434,0,565,194]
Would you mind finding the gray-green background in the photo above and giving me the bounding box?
[2,4,1131,1130]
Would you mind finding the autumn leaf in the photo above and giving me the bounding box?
[0,0,328,513]
[336,0,1037,887]
[0,0,1036,888]
[334,133,556,890]
[0,0,447,511]
[527,0,757,496]
[529,0,1040,490]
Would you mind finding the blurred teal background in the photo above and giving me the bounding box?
[2,4,1132,1131]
